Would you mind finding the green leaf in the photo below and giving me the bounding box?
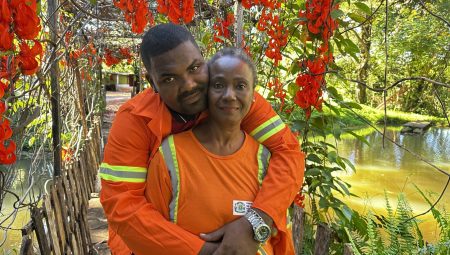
[346,131,370,146]
[342,101,362,109]
[348,12,366,23]
[306,167,321,176]
[28,137,36,147]
[319,197,329,209]
[342,38,360,54]
[331,9,345,19]
[354,2,371,15]
[327,151,338,163]
[90,0,97,5]
[307,154,322,164]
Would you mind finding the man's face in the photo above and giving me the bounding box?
[148,41,208,115]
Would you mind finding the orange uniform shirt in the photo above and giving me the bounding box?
[145,131,285,254]
[100,88,304,254]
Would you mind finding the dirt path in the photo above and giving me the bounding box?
[89,90,131,254]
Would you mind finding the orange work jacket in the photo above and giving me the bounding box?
[100,88,304,254]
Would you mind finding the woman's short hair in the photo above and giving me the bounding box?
[208,48,257,87]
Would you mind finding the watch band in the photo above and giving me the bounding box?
[244,208,271,243]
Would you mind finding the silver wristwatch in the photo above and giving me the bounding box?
[244,208,271,243]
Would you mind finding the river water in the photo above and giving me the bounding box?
[334,126,450,242]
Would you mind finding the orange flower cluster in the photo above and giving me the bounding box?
[294,0,339,119]
[241,0,282,9]
[213,13,234,43]
[298,0,339,44]
[0,80,15,164]
[114,0,153,34]
[0,0,42,77]
[156,0,195,24]
[258,10,288,66]
[267,78,286,109]
[103,47,133,67]
[0,0,40,51]
[294,58,325,118]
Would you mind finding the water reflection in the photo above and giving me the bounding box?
[335,127,450,242]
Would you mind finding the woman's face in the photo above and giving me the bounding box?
[208,55,254,126]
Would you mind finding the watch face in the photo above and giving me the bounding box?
[255,225,271,242]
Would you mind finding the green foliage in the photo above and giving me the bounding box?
[346,192,450,255]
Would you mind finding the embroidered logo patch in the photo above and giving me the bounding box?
[233,200,253,215]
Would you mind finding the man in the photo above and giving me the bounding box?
[100,23,304,254]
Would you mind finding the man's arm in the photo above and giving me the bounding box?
[242,92,305,231]
[100,109,206,254]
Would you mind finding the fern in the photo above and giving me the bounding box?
[367,210,384,255]
[384,191,400,255]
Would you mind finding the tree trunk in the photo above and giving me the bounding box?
[48,0,61,177]
[357,18,372,104]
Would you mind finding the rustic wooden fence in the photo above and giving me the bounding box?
[19,120,102,255]
[292,206,354,255]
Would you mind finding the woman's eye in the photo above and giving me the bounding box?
[237,83,247,89]
[213,82,223,88]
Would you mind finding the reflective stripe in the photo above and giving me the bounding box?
[160,135,181,223]
[257,144,271,185]
[99,163,146,183]
[258,247,268,255]
[250,115,285,143]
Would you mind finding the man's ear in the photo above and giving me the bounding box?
[145,73,158,92]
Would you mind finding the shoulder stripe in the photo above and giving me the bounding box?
[160,135,181,223]
[99,163,147,183]
[257,144,271,185]
[250,115,285,143]
[100,163,147,172]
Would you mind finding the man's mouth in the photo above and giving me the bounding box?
[180,90,203,104]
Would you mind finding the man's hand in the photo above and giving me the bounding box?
[200,217,259,255]
[198,242,220,255]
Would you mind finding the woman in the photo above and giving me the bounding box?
[145,48,294,255]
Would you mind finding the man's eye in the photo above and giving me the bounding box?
[190,65,200,72]
[163,77,175,83]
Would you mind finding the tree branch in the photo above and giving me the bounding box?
[418,0,450,28]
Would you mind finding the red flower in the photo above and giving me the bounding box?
[103,48,121,66]
[0,0,12,23]
[294,192,305,208]
[11,0,41,40]
[17,40,42,75]
[0,140,16,164]
[213,13,234,43]
[0,80,7,99]
[0,23,13,51]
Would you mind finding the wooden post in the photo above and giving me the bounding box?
[31,207,51,254]
[234,0,244,47]
[344,243,354,255]
[293,205,306,255]
[313,223,332,255]
[48,0,61,177]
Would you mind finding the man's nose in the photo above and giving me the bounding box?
[183,75,197,91]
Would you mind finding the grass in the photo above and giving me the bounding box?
[324,104,447,128]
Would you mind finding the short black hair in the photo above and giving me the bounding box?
[208,48,257,87]
[140,23,199,72]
